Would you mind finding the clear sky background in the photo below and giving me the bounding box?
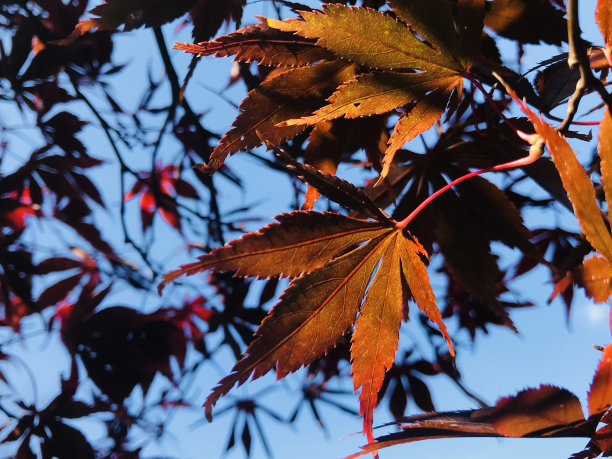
[1,1,611,458]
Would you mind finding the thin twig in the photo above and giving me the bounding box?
[558,0,612,132]
[153,26,226,245]
[67,71,159,275]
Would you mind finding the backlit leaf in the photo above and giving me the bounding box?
[489,386,584,437]
[203,60,357,173]
[173,22,333,67]
[579,255,612,303]
[599,108,612,224]
[589,343,612,416]
[302,119,352,210]
[388,0,459,58]
[399,234,454,355]
[159,211,389,292]
[351,232,403,442]
[284,71,459,126]
[596,0,612,54]
[348,385,587,458]
[265,5,462,72]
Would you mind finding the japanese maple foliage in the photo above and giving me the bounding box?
[2,0,612,458]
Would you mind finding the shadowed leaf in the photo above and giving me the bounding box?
[203,60,356,173]
[302,119,352,210]
[383,85,458,178]
[271,147,391,221]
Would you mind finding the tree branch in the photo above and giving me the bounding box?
[558,0,612,132]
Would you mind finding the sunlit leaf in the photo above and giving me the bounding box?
[284,71,458,126]
[399,233,453,355]
[596,0,612,55]
[173,22,333,67]
[347,385,587,458]
[589,343,612,416]
[599,108,612,224]
[579,255,612,303]
[159,212,389,292]
[265,5,462,72]
[351,232,403,442]
[490,386,584,437]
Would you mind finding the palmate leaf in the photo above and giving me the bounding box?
[161,209,452,436]
[180,2,484,177]
[265,2,479,179]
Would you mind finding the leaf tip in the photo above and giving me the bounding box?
[194,162,216,175]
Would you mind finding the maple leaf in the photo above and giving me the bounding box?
[179,2,485,178]
[124,163,197,233]
[265,1,482,178]
[161,210,453,438]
